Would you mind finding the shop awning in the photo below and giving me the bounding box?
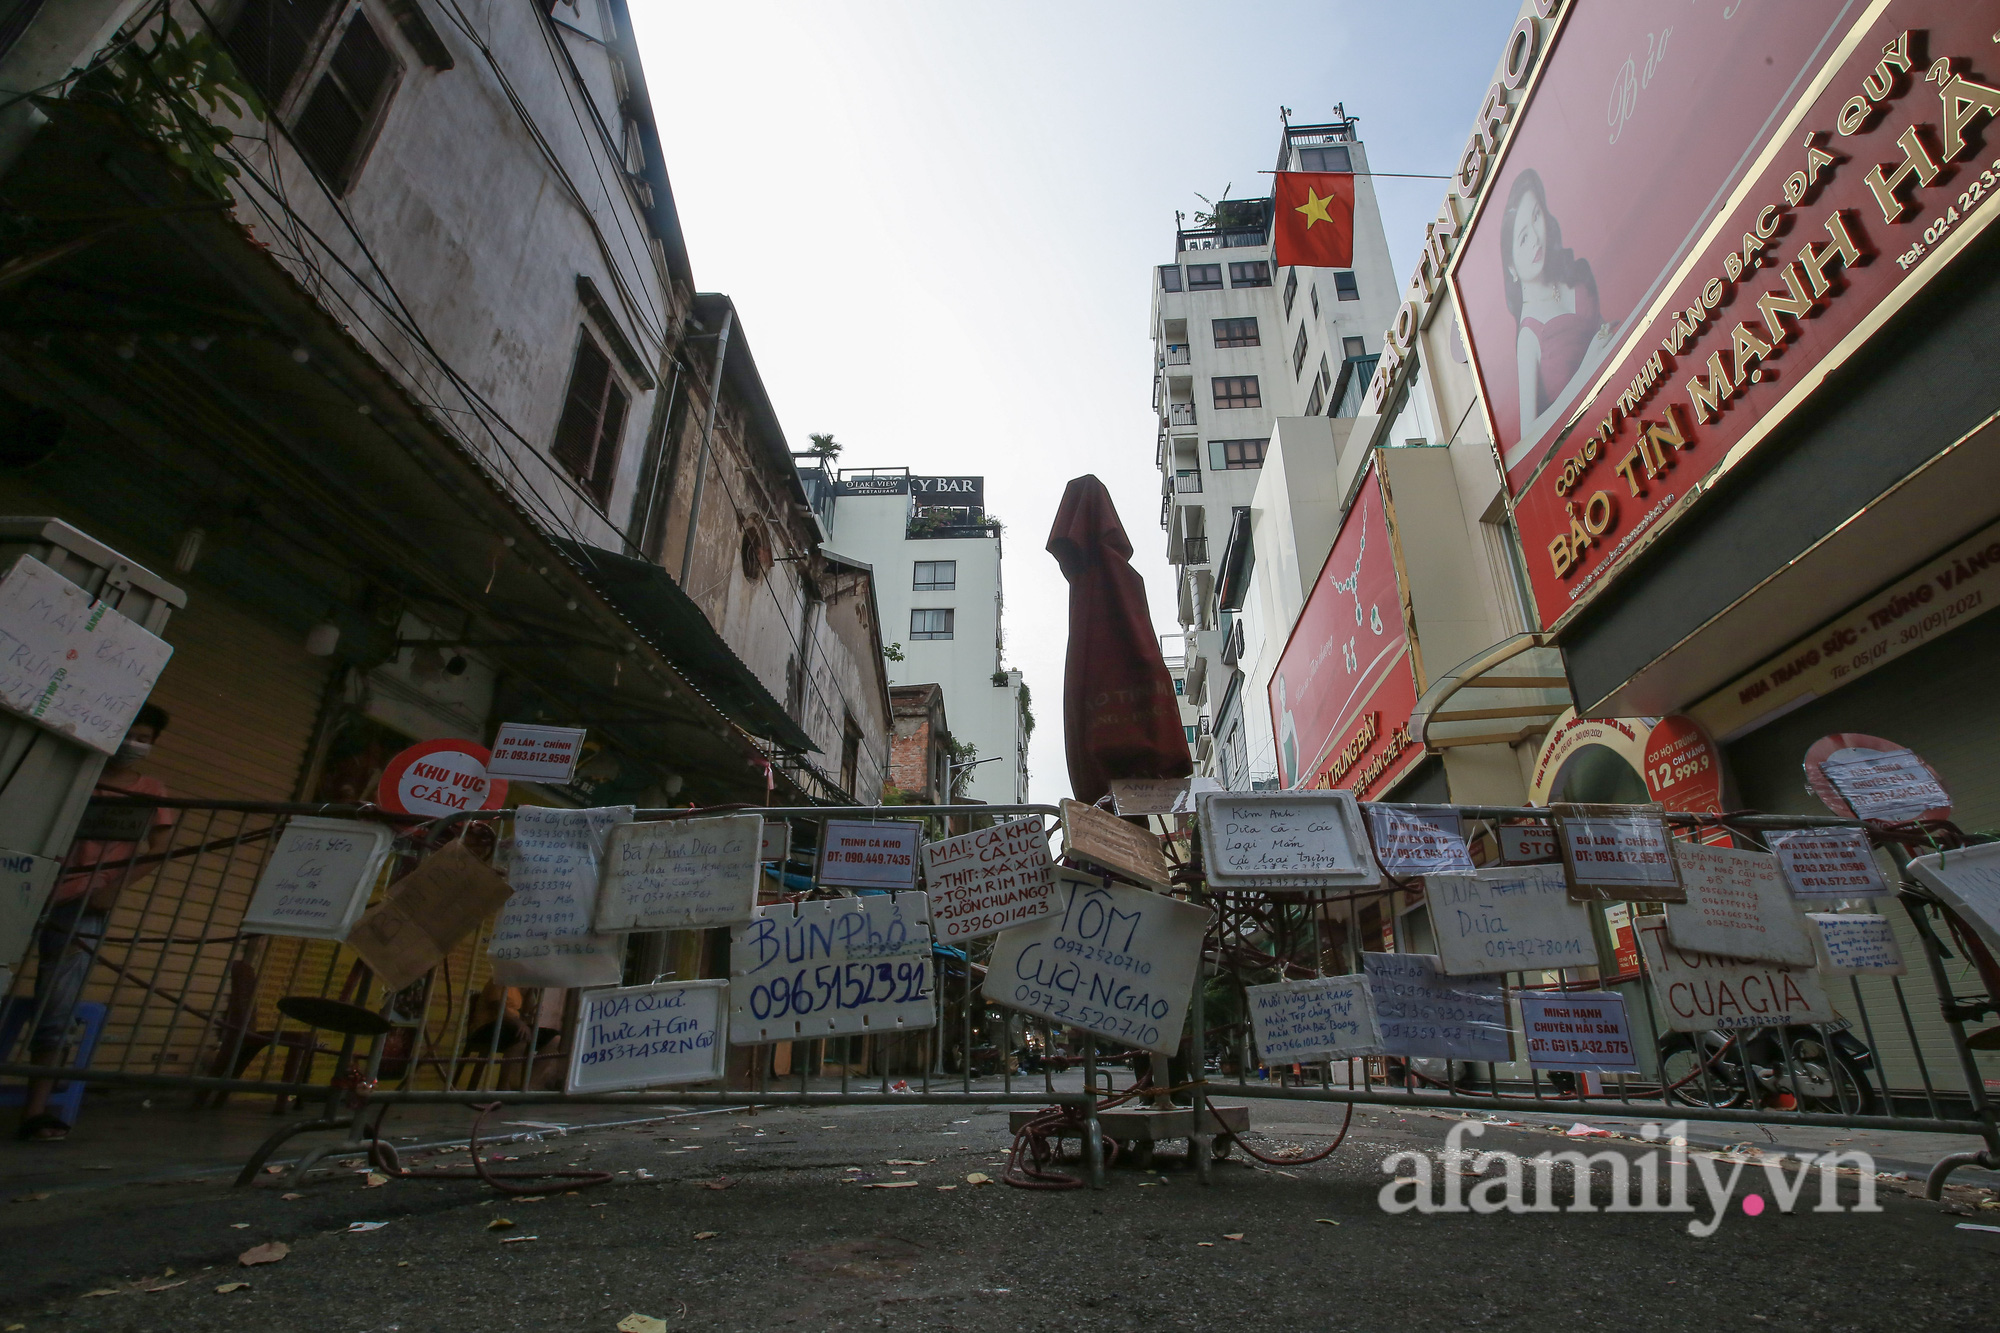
[1409,633,1575,750]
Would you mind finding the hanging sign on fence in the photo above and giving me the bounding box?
[728,891,935,1043]
[345,841,515,992]
[1246,975,1383,1063]
[1635,915,1837,1032]
[1364,803,1474,878]
[988,871,1211,1055]
[240,816,395,941]
[1905,843,2000,957]
[1109,776,1221,816]
[376,738,508,817]
[594,814,762,931]
[491,805,631,988]
[0,847,60,990]
[1804,734,1951,824]
[1517,990,1642,1073]
[1427,864,1601,977]
[1500,822,1560,865]
[1664,843,1816,968]
[1361,952,1511,1062]
[485,723,589,783]
[816,819,921,891]
[1550,803,1684,903]
[1808,913,1906,976]
[920,816,1056,943]
[0,554,174,756]
[1196,789,1379,890]
[760,821,787,863]
[567,978,728,1092]
[1060,798,1174,891]
[1769,827,1890,902]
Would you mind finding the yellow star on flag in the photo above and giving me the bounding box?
[1295,187,1336,229]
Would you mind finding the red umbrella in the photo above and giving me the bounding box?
[1046,475,1193,805]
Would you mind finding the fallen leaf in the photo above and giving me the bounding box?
[263,1165,284,1175]
[140,1280,187,1293]
[280,1192,303,1201]
[618,1316,668,1333]
[965,1172,992,1186]
[886,1159,930,1166]
[696,1178,733,1191]
[1314,1218,1341,1226]
[163,1268,176,1278]
[694,1231,719,1240]
[229,1222,250,1229]
[498,1235,539,1245]
[1197,1242,1214,1248]
[936,1185,958,1191]
[10,1193,49,1203]
[215,1282,250,1294]
[863,1181,921,1189]
[1223,1233,1245,1241]
[363,1173,388,1189]
[890,1171,909,1176]
[82,1288,121,1297]
[346,1221,389,1233]
[487,1218,516,1231]
[238,1242,289,1267]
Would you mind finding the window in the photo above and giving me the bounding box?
[1211,376,1260,409]
[1211,317,1259,348]
[1209,438,1268,470]
[1158,264,1182,292]
[1186,264,1223,291]
[229,0,339,102]
[1311,285,1320,319]
[1334,271,1360,301]
[292,10,397,189]
[1299,145,1352,172]
[551,330,629,506]
[913,560,956,591]
[911,608,955,640]
[1319,353,1331,387]
[230,2,401,193]
[1184,725,1197,743]
[1228,260,1271,288]
[1292,324,1310,377]
[1304,378,1325,416]
[1343,335,1367,359]
[1174,678,1186,696]
[1282,268,1299,316]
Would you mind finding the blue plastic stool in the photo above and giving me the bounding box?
[0,998,110,1127]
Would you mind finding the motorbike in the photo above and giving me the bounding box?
[1659,1022,1877,1114]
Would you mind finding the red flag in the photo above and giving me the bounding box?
[1272,171,1355,269]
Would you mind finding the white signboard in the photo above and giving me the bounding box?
[0,555,173,755]
[1808,913,1906,976]
[760,821,787,863]
[0,847,61,986]
[1109,776,1221,816]
[1518,990,1642,1073]
[816,819,920,890]
[1246,975,1383,1063]
[987,872,1211,1055]
[1197,790,1380,890]
[1664,843,1816,967]
[920,816,1056,943]
[1500,823,1560,864]
[729,891,935,1043]
[1822,747,1949,821]
[1635,915,1838,1032]
[240,817,394,941]
[1362,952,1511,1062]
[567,979,728,1092]
[1364,803,1474,877]
[1553,805,1684,901]
[1769,827,1890,901]
[595,814,762,931]
[485,723,588,783]
[1428,865,1601,976]
[1907,842,2000,957]
[491,805,631,988]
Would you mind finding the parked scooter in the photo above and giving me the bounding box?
[1659,1023,1876,1114]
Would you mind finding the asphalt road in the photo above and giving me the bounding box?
[4,1096,1996,1332]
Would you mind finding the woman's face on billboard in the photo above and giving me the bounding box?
[1509,192,1547,288]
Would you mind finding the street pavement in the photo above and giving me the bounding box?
[3,1083,1996,1332]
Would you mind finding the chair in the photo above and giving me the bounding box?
[0,998,110,1127]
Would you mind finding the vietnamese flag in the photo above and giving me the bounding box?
[1273,171,1355,269]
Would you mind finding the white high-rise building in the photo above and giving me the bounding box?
[1150,110,1400,787]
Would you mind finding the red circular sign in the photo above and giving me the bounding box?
[376,739,507,817]
[1803,732,1950,823]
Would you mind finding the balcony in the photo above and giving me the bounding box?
[1164,343,1190,366]
[1180,535,1210,566]
[1220,616,1244,667]
[1174,470,1202,494]
[1168,402,1196,427]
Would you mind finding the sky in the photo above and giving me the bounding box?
[630,1,1521,807]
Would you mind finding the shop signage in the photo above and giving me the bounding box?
[1060,798,1173,891]
[816,819,920,891]
[595,814,762,931]
[1246,975,1383,1063]
[1362,952,1511,1063]
[568,979,728,1093]
[920,816,1056,943]
[490,805,630,989]
[1803,734,1951,823]
[345,841,515,992]
[834,473,909,496]
[1808,913,1906,976]
[241,816,394,942]
[0,554,174,756]
[376,738,507,817]
[1550,802,1684,903]
[1528,710,1722,817]
[728,892,935,1043]
[1427,864,1599,977]
[485,722,588,783]
[1663,843,1816,968]
[1363,803,1474,878]
[1518,990,1641,1074]
[1196,789,1379,891]
[1769,827,1891,902]
[910,476,984,509]
[1635,915,1838,1033]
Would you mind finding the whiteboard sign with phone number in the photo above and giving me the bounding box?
[728,891,935,1043]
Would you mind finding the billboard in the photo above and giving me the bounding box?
[1267,463,1423,798]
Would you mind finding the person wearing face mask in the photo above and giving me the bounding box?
[1500,168,1617,447]
[16,705,174,1141]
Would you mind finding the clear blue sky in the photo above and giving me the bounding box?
[631,1,1520,805]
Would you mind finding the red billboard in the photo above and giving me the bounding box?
[1268,463,1423,798]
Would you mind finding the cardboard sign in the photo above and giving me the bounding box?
[920,816,1056,943]
[0,847,61,984]
[0,555,174,756]
[1428,865,1601,977]
[345,841,514,992]
[1364,803,1474,878]
[1820,746,1950,823]
[1246,975,1383,1063]
[1500,823,1560,865]
[1060,798,1173,891]
[1109,776,1221,816]
[987,871,1211,1055]
[485,723,588,783]
[1362,952,1511,1062]
[1808,913,1906,976]
[1518,990,1642,1073]
[490,805,631,988]
[1635,915,1837,1032]
[1196,789,1379,890]
[729,891,934,1043]
[1769,827,1890,902]
[567,979,728,1092]
[1664,843,1816,967]
[1551,803,1685,902]
[594,814,762,931]
[816,819,920,891]
[1906,843,2000,958]
[240,817,395,941]
[376,738,508,817]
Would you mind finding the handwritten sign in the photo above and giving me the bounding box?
[594,814,761,931]
[988,871,1210,1055]
[1635,915,1837,1032]
[1663,843,1815,967]
[816,819,920,890]
[1246,975,1383,1063]
[1808,913,1906,976]
[1906,843,2000,957]
[567,979,728,1092]
[1769,827,1890,901]
[729,891,934,1042]
[920,816,1055,943]
[1060,798,1173,891]
[485,723,588,782]
[1518,990,1641,1073]
[1364,803,1474,877]
[1500,823,1560,865]
[1109,776,1221,816]
[345,842,514,992]
[1428,865,1600,976]
[1821,747,1949,822]
[1551,803,1684,902]
[0,847,60,988]
[1362,952,1510,1062]
[0,555,173,755]
[490,805,631,988]
[240,816,394,941]
[1197,790,1379,890]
